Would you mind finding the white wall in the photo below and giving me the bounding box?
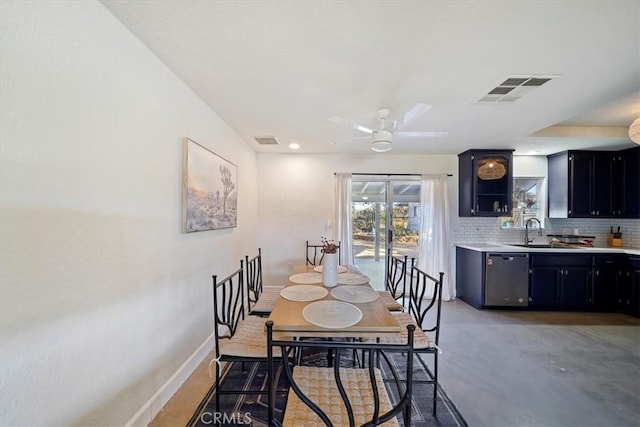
[0,2,257,425]
[257,153,458,285]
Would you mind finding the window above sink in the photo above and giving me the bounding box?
[500,177,545,229]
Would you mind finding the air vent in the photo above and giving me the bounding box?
[476,75,555,103]
[253,136,280,145]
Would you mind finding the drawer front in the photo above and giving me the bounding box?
[531,254,591,267]
[593,255,623,267]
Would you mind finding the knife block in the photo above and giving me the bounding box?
[607,234,623,247]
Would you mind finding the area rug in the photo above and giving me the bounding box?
[187,350,467,427]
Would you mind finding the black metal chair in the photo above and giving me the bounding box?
[378,249,408,311]
[306,240,341,265]
[266,321,416,426]
[211,261,286,415]
[368,257,444,416]
[245,248,282,316]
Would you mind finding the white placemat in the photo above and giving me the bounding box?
[280,285,328,302]
[337,272,370,285]
[289,272,323,284]
[313,265,348,274]
[331,286,379,303]
[302,301,363,329]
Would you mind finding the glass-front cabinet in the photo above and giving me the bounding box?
[458,149,514,217]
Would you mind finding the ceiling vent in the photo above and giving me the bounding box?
[476,75,555,103]
[253,136,280,145]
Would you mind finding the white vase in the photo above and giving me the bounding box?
[322,253,339,287]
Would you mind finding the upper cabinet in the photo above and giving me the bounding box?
[616,146,640,217]
[458,149,514,217]
[548,147,639,219]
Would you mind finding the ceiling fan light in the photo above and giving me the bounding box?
[630,118,640,144]
[371,129,392,152]
[371,140,392,152]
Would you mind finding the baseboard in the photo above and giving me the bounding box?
[125,332,215,427]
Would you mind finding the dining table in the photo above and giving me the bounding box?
[267,264,401,339]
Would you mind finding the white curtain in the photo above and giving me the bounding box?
[417,174,453,301]
[334,173,353,265]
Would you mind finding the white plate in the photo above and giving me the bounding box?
[337,272,370,285]
[289,272,323,284]
[302,301,363,329]
[331,286,379,303]
[280,285,328,302]
[313,265,348,274]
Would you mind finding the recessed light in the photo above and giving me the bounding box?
[288,142,300,150]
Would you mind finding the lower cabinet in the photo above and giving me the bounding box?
[529,254,591,309]
[592,255,621,311]
[617,257,640,316]
[456,248,640,317]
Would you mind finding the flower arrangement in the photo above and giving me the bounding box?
[321,237,338,254]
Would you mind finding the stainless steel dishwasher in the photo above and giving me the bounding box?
[485,253,529,307]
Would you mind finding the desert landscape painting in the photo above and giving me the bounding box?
[184,138,237,232]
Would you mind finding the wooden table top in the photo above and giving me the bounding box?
[268,265,401,338]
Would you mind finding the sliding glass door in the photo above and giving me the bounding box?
[351,176,420,290]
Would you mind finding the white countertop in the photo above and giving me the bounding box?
[456,243,640,256]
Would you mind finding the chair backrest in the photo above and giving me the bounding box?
[407,259,444,345]
[212,260,245,357]
[266,321,415,426]
[245,248,263,312]
[305,240,341,265]
[386,247,409,307]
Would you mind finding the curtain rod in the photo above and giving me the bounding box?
[334,173,453,177]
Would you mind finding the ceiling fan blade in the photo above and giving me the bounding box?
[332,136,370,145]
[328,116,373,134]
[396,130,449,137]
[393,103,433,129]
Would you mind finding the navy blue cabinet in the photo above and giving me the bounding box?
[591,255,621,311]
[455,247,485,309]
[529,266,562,307]
[458,150,514,217]
[617,257,640,316]
[615,147,640,218]
[528,254,591,309]
[456,248,640,317]
[548,147,639,219]
[548,151,615,218]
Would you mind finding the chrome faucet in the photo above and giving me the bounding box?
[524,218,543,245]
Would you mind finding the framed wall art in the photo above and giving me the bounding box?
[183,138,238,232]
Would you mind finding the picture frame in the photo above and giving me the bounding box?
[183,138,238,232]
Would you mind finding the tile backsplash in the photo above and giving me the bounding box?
[453,217,640,249]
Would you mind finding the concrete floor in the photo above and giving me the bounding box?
[438,300,640,427]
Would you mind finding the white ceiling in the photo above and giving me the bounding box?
[102,0,640,155]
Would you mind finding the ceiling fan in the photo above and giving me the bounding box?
[329,104,448,152]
